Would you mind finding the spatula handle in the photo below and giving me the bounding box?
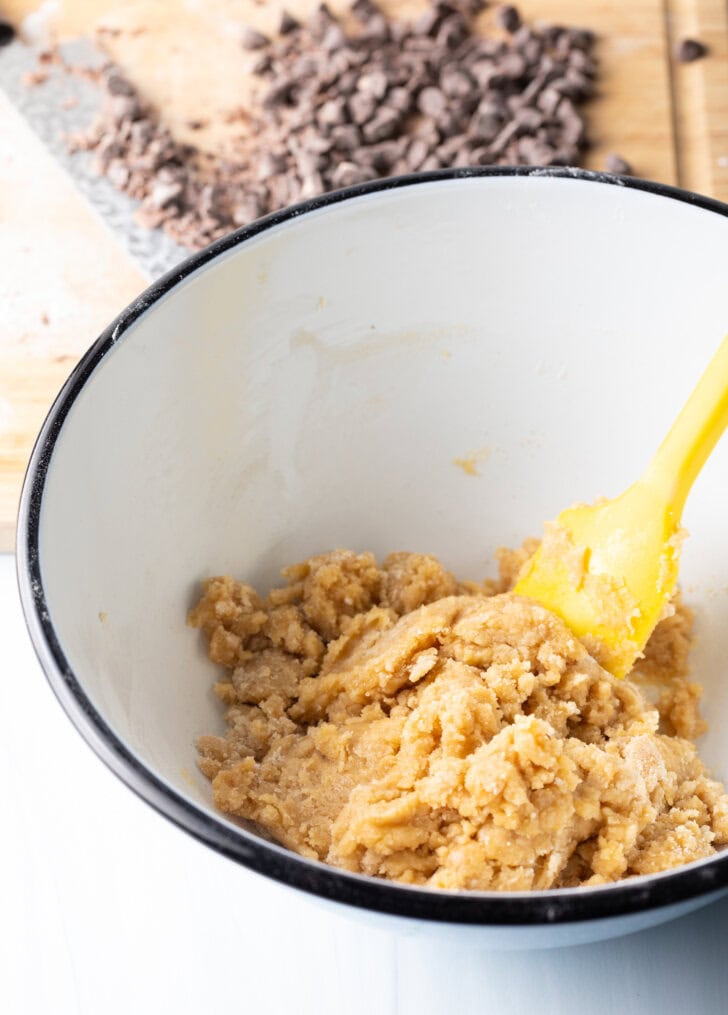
[643,333,728,518]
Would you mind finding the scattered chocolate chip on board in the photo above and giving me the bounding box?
[604,152,632,175]
[68,0,600,250]
[676,38,709,63]
[0,15,17,46]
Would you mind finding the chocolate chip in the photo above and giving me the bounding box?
[540,25,563,49]
[257,152,288,179]
[148,179,184,209]
[321,23,347,52]
[252,52,273,75]
[241,27,270,51]
[309,3,337,41]
[414,6,447,37]
[350,0,381,23]
[387,86,415,113]
[279,10,300,35]
[406,137,432,169]
[567,28,596,52]
[418,86,448,118]
[676,38,708,63]
[232,195,266,225]
[348,91,377,125]
[516,135,557,165]
[362,107,402,143]
[440,66,476,98]
[357,70,389,100]
[105,71,136,96]
[264,77,296,108]
[318,97,348,126]
[537,87,563,117]
[109,95,143,123]
[499,50,527,79]
[514,105,543,133]
[470,103,502,142]
[0,16,15,47]
[497,5,521,33]
[604,152,632,175]
[330,123,362,151]
[437,13,469,50]
[331,161,377,187]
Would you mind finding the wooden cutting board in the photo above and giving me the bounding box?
[2,0,728,550]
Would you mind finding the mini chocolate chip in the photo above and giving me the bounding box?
[437,13,469,50]
[362,107,403,143]
[514,106,543,132]
[567,28,596,51]
[440,66,475,98]
[336,69,359,95]
[387,86,415,113]
[414,5,446,37]
[521,37,544,67]
[676,38,708,62]
[105,72,136,96]
[264,78,296,107]
[357,70,389,100]
[418,86,448,118]
[499,51,527,79]
[569,48,597,76]
[348,91,377,125]
[257,152,288,179]
[537,86,563,117]
[109,95,143,123]
[252,53,273,75]
[232,195,266,225]
[470,107,502,142]
[330,123,362,150]
[318,97,348,126]
[517,136,557,165]
[497,5,521,33]
[321,23,347,51]
[331,161,377,186]
[241,27,270,51]
[413,120,441,148]
[0,16,16,47]
[309,3,337,41]
[279,10,300,34]
[107,161,130,188]
[148,179,184,209]
[406,137,432,169]
[350,0,380,23]
[540,25,563,49]
[604,152,632,175]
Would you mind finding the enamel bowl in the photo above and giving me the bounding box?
[17,168,728,949]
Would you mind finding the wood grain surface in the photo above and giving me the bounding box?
[1,0,727,548]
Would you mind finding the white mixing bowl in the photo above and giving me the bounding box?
[17,169,728,948]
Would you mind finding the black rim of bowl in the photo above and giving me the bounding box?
[16,166,728,927]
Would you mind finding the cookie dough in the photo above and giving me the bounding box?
[190,547,728,890]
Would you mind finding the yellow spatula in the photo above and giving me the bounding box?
[514,333,728,677]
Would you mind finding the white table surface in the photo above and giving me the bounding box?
[3,551,728,1015]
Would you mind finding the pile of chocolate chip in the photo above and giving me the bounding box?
[72,1,599,250]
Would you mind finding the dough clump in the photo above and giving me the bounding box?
[190,547,728,890]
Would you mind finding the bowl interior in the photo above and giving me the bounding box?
[35,175,728,828]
